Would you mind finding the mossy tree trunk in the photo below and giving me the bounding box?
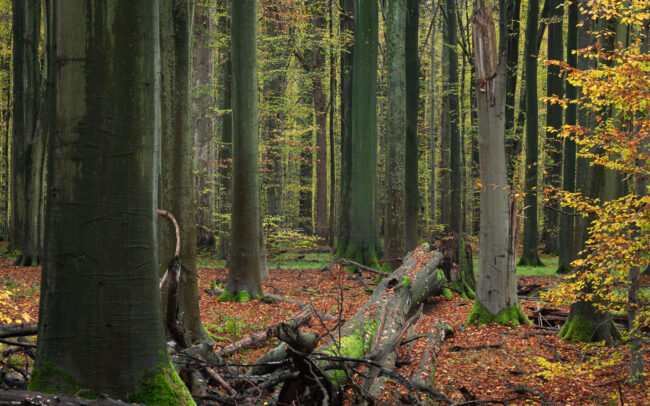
[518,0,543,267]
[159,0,205,345]
[384,0,406,267]
[405,0,420,251]
[32,2,193,403]
[225,0,264,300]
[10,0,43,266]
[341,0,380,267]
[192,1,217,248]
[467,0,530,327]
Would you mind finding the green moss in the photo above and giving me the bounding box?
[127,363,195,406]
[217,290,235,302]
[381,262,394,274]
[559,314,593,342]
[401,276,411,287]
[323,320,378,386]
[464,281,476,300]
[465,301,532,327]
[442,288,454,298]
[436,268,445,280]
[28,362,83,396]
[556,262,571,274]
[235,290,252,303]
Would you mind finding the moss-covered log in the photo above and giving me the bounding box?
[280,244,445,403]
[439,236,476,299]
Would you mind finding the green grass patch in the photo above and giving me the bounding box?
[472,254,559,277]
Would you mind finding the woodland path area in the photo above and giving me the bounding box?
[0,253,648,405]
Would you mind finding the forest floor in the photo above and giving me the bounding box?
[0,250,649,405]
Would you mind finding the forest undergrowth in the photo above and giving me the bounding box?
[0,251,648,405]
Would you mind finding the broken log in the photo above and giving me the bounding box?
[439,236,476,299]
[282,244,446,403]
[215,306,314,358]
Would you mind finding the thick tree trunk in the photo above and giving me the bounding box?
[405,0,420,250]
[384,0,407,267]
[342,0,380,267]
[32,2,193,403]
[467,0,530,326]
[225,0,264,300]
[192,1,217,248]
[519,0,543,267]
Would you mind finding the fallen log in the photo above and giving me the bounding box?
[280,244,447,404]
[0,389,139,405]
[0,323,38,339]
[215,306,314,358]
[333,257,391,277]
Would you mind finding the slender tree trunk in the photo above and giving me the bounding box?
[518,0,543,267]
[429,9,439,240]
[32,3,193,403]
[557,0,579,273]
[384,0,406,267]
[159,0,205,344]
[439,4,451,231]
[299,89,314,236]
[345,0,380,267]
[405,0,420,250]
[216,0,232,260]
[335,0,354,256]
[504,0,522,186]
[192,1,217,248]
[541,0,564,254]
[467,0,530,326]
[225,0,264,300]
[10,0,41,266]
[329,0,337,247]
[447,0,462,236]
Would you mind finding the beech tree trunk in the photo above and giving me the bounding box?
[384,0,407,266]
[32,2,193,403]
[192,1,217,248]
[519,0,543,267]
[159,0,205,344]
[226,0,264,299]
[468,0,529,326]
[405,0,420,250]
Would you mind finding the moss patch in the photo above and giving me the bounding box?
[217,290,253,303]
[323,321,377,386]
[401,276,411,287]
[442,288,454,298]
[465,301,532,327]
[28,362,84,396]
[127,363,195,406]
[559,314,593,342]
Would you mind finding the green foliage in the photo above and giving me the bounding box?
[264,216,320,255]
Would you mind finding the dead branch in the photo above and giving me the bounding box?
[449,340,504,352]
[0,323,38,339]
[0,389,139,405]
[333,257,391,277]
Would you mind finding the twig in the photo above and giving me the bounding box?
[157,209,180,256]
[504,381,552,406]
[449,340,504,352]
[334,257,390,277]
[0,338,35,348]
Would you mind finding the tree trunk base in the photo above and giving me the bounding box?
[465,301,532,327]
[559,300,621,344]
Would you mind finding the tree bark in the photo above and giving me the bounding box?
[504,0,522,186]
[447,0,462,236]
[384,0,407,266]
[226,0,264,299]
[343,0,380,267]
[519,0,543,267]
[192,1,217,248]
[33,2,193,403]
[541,0,564,254]
[468,0,530,326]
[159,0,205,345]
[405,0,420,250]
